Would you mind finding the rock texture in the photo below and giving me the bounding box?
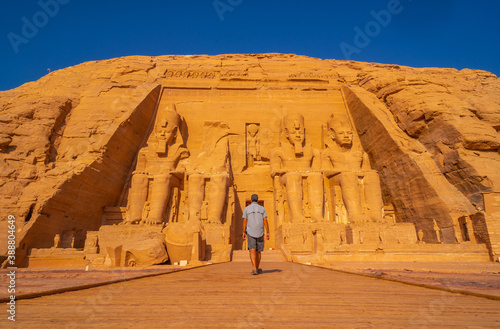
[1,54,499,265]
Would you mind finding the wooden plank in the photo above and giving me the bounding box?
[11,261,500,328]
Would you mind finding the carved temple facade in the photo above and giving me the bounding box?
[2,54,499,267]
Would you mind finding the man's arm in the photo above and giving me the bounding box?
[264,217,270,240]
[242,217,247,240]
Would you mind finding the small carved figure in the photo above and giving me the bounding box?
[322,114,383,223]
[246,123,261,167]
[141,202,150,222]
[433,219,442,243]
[340,231,346,245]
[201,201,209,221]
[417,229,425,244]
[53,234,61,248]
[270,113,324,223]
[171,192,179,222]
[276,188,286,226]
[91,234,98,247]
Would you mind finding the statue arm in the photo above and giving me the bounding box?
[362,152,372,171]
[321,150,332,170]
[270,149,285,177]
[134,149,148,173]
[180,147,190,160]
[214,138,230,173]
[321,150,338,177]
[311,149,321,171]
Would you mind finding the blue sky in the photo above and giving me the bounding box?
[1,0,499,91]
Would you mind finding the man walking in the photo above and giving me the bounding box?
[242,194,270,275]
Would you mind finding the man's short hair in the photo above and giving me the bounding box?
[251,194,258,202]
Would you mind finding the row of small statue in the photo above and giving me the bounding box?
[122,105,384,225]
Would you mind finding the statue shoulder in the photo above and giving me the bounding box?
[322,146,337,159]
[270,146,284,157]
[169,144,190,160]
[179,146,189,159]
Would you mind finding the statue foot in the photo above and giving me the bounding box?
[120,220,139,225]
[187,215,201,222]
[207,217,222,224]
[350,214,368,224]
[311,215,324,223]
[290,215,307,223]
[140,219,163,225]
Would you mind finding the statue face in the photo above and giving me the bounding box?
[247,124,259,137]
[285,124,305,145]
[157,121,178,144]
[332,126,353,147]
[163,124,177,143]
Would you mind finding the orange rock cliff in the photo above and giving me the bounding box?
[1,53,499,267]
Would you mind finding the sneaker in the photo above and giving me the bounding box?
[257,268,263,274]
[251,269,258,275]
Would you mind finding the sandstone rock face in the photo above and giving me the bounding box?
[1,54,499,265]
[357,68,500,208]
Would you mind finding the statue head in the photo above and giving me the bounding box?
[156,104,181,145]
[155,104,185,155]
[247,124,259,137]
[282,113,305,147]
[327,114,353,148]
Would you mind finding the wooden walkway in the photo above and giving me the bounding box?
[10,258,500,328]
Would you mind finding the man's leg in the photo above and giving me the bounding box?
[255,250,261,270]
[250,248,258,270]
[248,235,258,274]
[256,236,264,273]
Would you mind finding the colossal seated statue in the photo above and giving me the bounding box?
[270,113,324,223]
[187,121,232,224]
[322,114,383,223]
[124,104,189,225]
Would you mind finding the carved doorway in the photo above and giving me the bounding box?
[245,200,264,207]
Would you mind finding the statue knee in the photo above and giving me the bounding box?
[284,172,302,184]
[211,173,228,186]
[154,173,172,184]
[338,172,358,186]
[308,172,323,185]
[189,173,203,185]
[131,172,148,185]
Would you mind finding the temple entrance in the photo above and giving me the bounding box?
[245,200,264,207]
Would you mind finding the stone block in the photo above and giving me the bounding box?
[96,225,168,267]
